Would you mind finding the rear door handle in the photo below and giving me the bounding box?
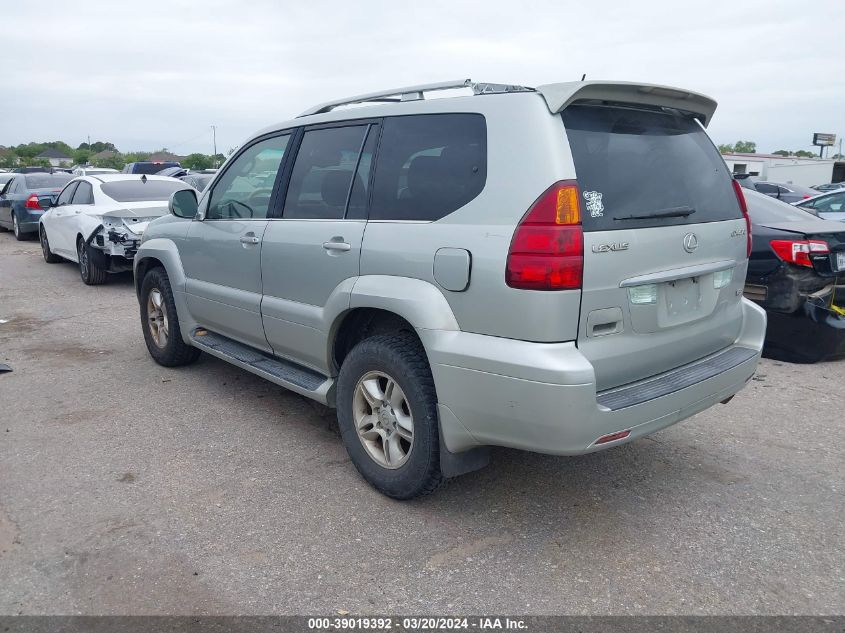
[322,241,351,252]
[240,234,260,244]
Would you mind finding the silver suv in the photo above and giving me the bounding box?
[134,79,766,498]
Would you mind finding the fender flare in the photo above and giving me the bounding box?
[346,275,460,331]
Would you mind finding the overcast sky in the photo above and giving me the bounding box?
[3,0,843,156]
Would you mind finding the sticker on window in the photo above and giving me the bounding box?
[583,190,604,218]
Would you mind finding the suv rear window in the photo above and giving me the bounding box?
[562,104,741,231]
[369,114,486,221]
[101,179,187,202]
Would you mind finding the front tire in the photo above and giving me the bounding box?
[140,267,200,367]
[77,236,107,285]
[336,333,444,499]
[40,226,61,263]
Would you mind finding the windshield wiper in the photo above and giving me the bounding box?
[614,206,696,221]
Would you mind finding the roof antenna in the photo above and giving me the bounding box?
[581,73,586,81]
[141,174,147,183]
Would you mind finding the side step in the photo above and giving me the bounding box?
[596,346,758,411]
[191,330,333,403]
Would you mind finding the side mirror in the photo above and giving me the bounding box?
[38,196,53,210]
[169,188,198,219]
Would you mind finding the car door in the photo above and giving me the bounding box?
[0,177,15,228]
[46,181,79,256]
[260,122,376,372]
[180,133,292,351]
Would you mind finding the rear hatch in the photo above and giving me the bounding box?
[562,103,748,391]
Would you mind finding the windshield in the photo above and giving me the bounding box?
[562,104,741,231]
[101,179,188,202]
[24,174,73,189]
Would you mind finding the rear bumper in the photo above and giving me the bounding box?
[17,209,44,233]
[764,300,845,362]
[421,298,766,455]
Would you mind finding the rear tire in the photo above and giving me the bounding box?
[140,267,200,367]
[336,332,444,499]
[40,226,61,263]
[12,213,27,241]
[77,236,107,285]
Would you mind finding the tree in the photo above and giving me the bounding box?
[182,153,212,170]
[717,143,734,154]
[73,149,91,165]
[773,150,791,157]
[832,153,844,160]
[733,140,756,153]
[794,150,815,158]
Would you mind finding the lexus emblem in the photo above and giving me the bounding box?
[683,232,699,253]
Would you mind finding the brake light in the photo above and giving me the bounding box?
[731,179,752,257]
[505,181,583,290]
[25,194,41,209]
[770,239,829,267]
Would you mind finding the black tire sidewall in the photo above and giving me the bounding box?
[337,334,441,499]
[140,268,198,367]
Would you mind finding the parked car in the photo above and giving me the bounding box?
[743,189,845,362]
[0,172,73,239]
[72,166,120,176]
[793,189,845,222]
[156,166,188,178]
[752,181,818,203]
[133,79,765,498]
[179,173,214,191]
[811,183,845,192]
[39,174,190,284]
[122,161,180,175]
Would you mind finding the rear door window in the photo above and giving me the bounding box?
[369,114,487,221]
[71,181,94,204]
[56,182,78,206]
[754,182,777,194]
[282,125,369,220]
[562,104,741,231]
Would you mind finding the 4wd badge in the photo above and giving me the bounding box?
[583,190,604,218]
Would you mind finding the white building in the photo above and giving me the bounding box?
[721,152,838,187]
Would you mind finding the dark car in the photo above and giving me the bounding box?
[752,181,819,203]
[122,161,180,175]
[743,189,845,362]
[0,172,73,240]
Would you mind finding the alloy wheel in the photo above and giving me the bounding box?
[146,288,169,348]
[352,371,414,469]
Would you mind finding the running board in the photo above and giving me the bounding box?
[190,330,334,404]
[596,346,758,411]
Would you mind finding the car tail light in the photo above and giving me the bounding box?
[25,194,41,209]
[731,179,752,257]
[770,239,829,267]
[505,180,583,290]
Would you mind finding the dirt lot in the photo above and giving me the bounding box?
[0,233,843,615]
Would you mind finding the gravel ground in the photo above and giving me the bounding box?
[0,233,843,616]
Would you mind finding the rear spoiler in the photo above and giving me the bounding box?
[535,81,718,126]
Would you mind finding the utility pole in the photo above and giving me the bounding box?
[211,125,217,166]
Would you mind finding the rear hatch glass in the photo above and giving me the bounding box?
[562,103,748,392]
[562,104,742,231]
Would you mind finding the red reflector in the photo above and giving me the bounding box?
[594,430,631,445]
[25,194,40,209]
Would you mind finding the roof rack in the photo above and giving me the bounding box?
[298,79,534,117]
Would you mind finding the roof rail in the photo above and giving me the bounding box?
[297,79,535,117]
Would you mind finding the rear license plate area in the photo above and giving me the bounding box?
[835,251,845,272]
[664,277,702,318]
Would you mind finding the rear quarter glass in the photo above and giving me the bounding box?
[562,104,741,231]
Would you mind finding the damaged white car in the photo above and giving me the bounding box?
[38,174,192,285]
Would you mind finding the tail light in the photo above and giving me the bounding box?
[731,179,752,257]
[25,194,41,210]
[770,239,829,267]
[505,180,583,290]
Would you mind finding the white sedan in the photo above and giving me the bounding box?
[39,174,191,285]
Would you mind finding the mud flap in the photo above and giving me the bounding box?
[439,433,490,478]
